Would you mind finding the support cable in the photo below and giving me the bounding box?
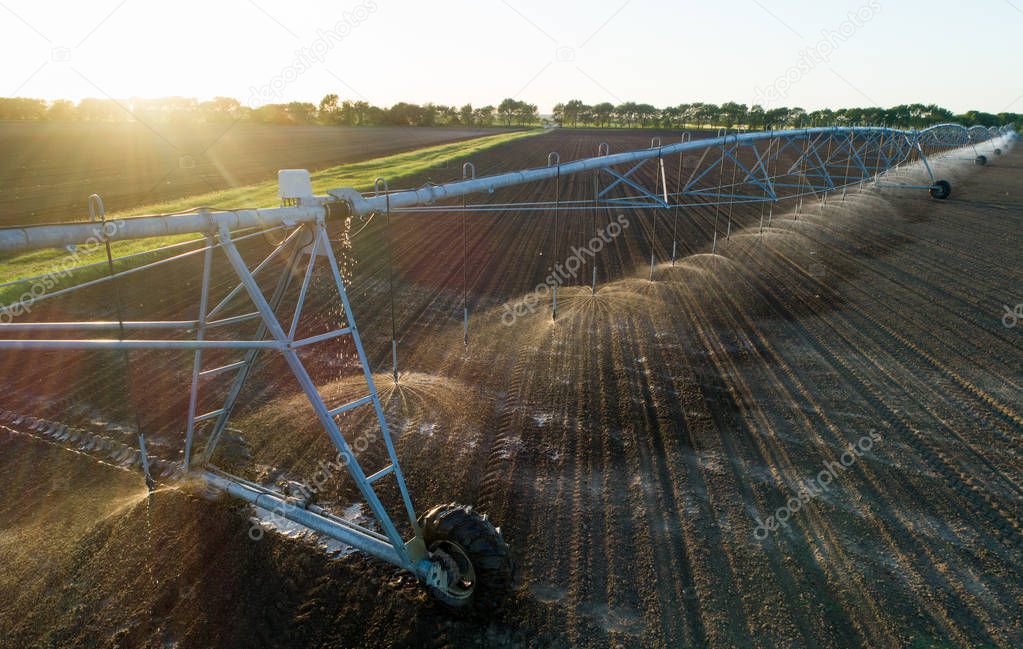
[376,179,398,384]
[711,129,726,254]
[649,149,662,279]
[670,135,686,265]
[551,154,561,320]
[90,194,153,491]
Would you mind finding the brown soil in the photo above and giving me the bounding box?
[0,121,511,226]
[0,130,1020,648]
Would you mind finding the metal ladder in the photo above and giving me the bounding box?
[181,219,423,570]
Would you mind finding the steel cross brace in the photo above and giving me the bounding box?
[718,142,777,199]
[597,162,668,207]
[199,227,309,467]
[0,220,436,579]
[739,138,779,201]
[596,158,648,199]
[210,220,427,573]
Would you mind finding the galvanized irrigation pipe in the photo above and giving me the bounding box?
[0,126,1014,255]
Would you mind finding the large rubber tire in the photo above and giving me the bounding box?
[419,503,515,611]
[929,180,951,200]
[975,155,987,166]
[994,148,1002,156]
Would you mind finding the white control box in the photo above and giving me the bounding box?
[278,169,313,201]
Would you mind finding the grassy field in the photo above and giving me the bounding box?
[0,129,543,304]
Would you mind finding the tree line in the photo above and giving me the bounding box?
[552,100,1018,130]
[0,96,539,128]
[0,95,1016,130]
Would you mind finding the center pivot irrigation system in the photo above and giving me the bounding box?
[0,123,1015,609]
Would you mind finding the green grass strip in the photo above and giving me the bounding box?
[0,129,544,304]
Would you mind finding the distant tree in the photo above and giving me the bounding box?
[763,107,788,129]
[958,110,999,127]
[592,102,614,127]
[748,104,765,130]
[420,103,441,126]
[77,98,124,122]
[659,105,682,128]
[514,101,538,125]
[562,99,586,126]
[613,102,637,127]
[340,100,372,126]
[434,104,455,126]
[285,101,317,124]
[497,98,518,126]
[719,102,747,128]
[578,104,595,126]
[784,107,807,127]
[634,103,659,127]
[0,97,47,120]
[473,105,495,126]
[199,96,240,123]
[551,102,565,126]
[136,96,199,125]
[46,99,76,121]
[694,103,719,128]
[318,93,340,123]
[251,104,290,124]
[681,102,702,127]
[807,108,835,126]
[364,105,387,125]
[386,102,421,126]
[0,93,1013,134]
[925,104,954,125]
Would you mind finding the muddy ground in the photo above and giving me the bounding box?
[0,129,1020,648]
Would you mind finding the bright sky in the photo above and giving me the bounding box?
[2,0,1022,114]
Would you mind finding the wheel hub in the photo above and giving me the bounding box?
[430,540,476,601]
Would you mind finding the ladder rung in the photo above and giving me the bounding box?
[292,326,353,348]
[328,395,374,417]
[206,312,260,329]
[199,360,247,378]
[194,408,225,423]
[366,464,393,484]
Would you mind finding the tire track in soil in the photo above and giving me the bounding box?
[755,243,1023,541]
[591,319,649,648]
[739,255,1023,644]
[776,206,1023,387]
[672,275,894,645]
[564,318,611,646]
[748,219,1023,484]
[470,317,579,639]
[659,272,850,646]
[605,311,705,648]
[728,244,1023,643]
[786,223,1023,417]
[695,254,1007,646]
[496,317,584,643]
[620,297,760,646]
[666,269,886,647]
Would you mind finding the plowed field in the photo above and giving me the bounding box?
[0,129,1020,648]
